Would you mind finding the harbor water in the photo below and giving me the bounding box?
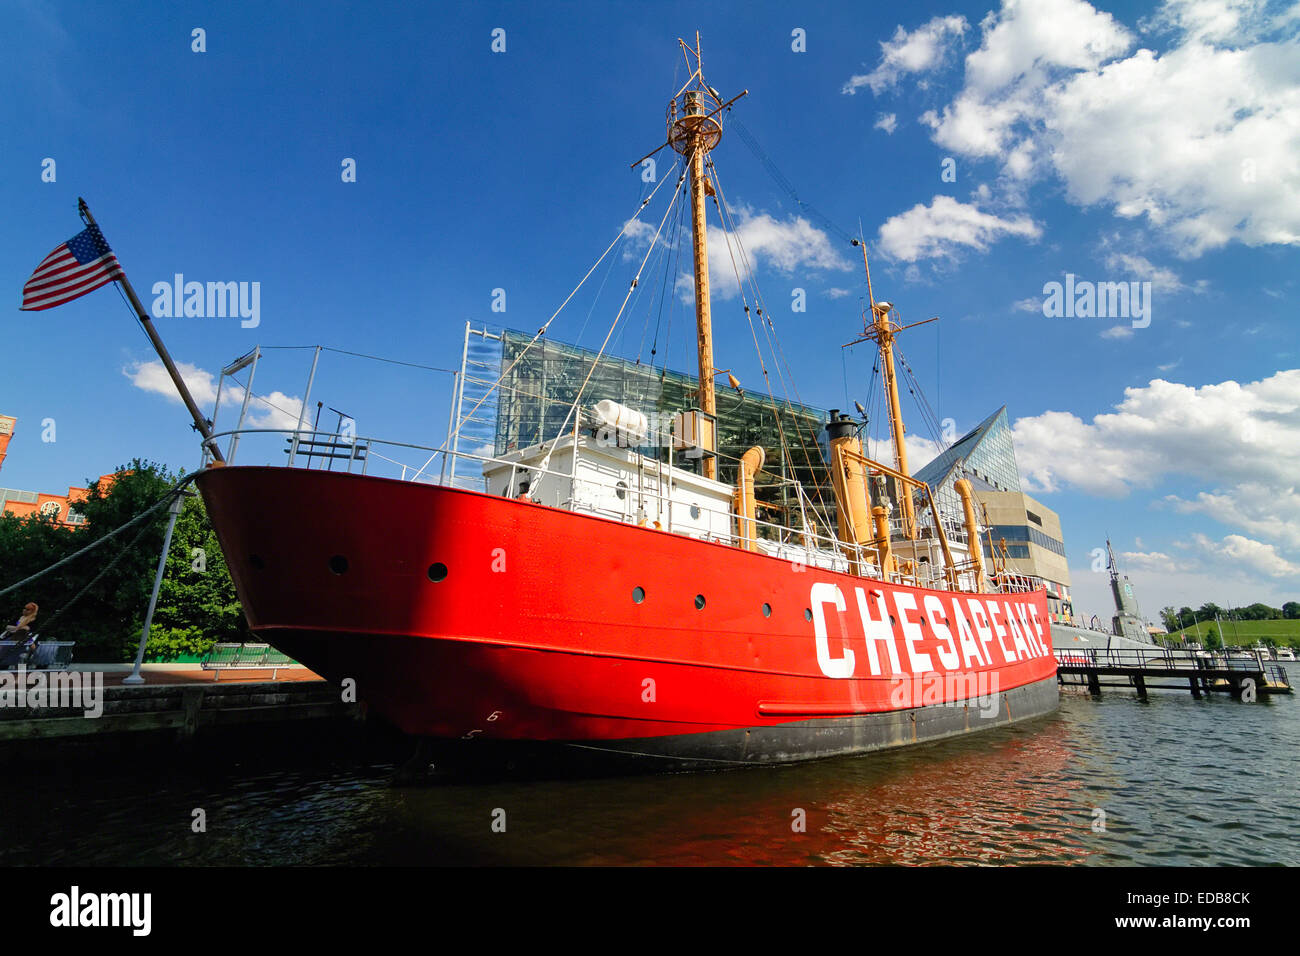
[4,674,1297,866]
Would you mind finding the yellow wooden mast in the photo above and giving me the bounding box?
[846,238,935,540]
[664,34,740,481]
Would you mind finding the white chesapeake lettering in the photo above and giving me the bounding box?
[1017,603,1044,656]
[950,601,986,667]
[855,586,900,676]
[893,592,933,674]
[1027,604,1048,654]
[987,601,1018,662]
[966,599,998,664]
[811,582,855,678]
[1003,601,1032,660]
[923,595,960,670]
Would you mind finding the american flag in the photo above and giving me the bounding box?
[21,223,124,311]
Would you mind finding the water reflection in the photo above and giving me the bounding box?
[2,689,1296,866]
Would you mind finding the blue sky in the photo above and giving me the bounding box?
[3,0,1298,622]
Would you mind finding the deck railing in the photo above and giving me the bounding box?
[204,426,1035,595]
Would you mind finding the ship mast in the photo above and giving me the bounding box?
[664,34,738,481]
[631,35,746,480]
[846,239,935,540]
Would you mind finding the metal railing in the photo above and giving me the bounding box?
[1054,646,1274,671]
[205,426,1020,594]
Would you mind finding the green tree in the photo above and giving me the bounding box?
[1242,602,1278,621]
[1159,606,1179,633]
[0,459,250,661]
[1204,627,1222,651]
[147,492,251,659]
[1283,601,1300,620]
[0,509,76,630]
[62,460,177,659]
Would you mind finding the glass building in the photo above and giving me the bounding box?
[452,326,835,525]
[914,406,1075,622]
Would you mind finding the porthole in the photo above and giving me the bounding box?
[249,554,265,571]
[632,586,646,604]
[427,562,448,582]
[762,603,772,618]
[329,555,349,575]
[615,480,628,501]
[804,608,813,622]
[694,594,706,610]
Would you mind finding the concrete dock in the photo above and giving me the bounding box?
[0,665,358,743]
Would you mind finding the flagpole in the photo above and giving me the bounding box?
[77,198,225,464]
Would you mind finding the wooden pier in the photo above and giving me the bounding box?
[1056,648,1293,699]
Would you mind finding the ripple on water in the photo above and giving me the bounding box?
[2,692,1296,866]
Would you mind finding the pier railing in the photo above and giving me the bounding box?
[1054,645,1292,696]
[1054,647,1274,671]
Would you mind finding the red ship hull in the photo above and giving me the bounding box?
[197,466,1058,770]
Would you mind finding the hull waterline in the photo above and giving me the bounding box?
[197,465,1059,771]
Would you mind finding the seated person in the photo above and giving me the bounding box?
[3,602,37,638]
[1,603,38,668]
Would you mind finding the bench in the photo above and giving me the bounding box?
[200,642,297,680]
[0,639,76,670]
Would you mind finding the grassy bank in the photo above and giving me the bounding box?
[1167,619,1300,648]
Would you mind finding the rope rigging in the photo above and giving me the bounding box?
[0,471,202,631]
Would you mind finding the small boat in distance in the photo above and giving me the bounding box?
[195,34,1058,773]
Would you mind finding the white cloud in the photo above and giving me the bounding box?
[125,359,304,433]
[920,0,1133,159]
[1144,0,1294,45]
[1099,244,1194,294]
[825,287,853,298]
[843,15,969,95]
[1013,370,1300,570]
[1192,531,1300,576]
[865,433,942,471]
[1014,370,1300,497]
[1169,483,1300,549]
[876,194,1041,261]
[1012,296,1041,312]
[1100,324,1134,339]
[676,207,850,301]
[124,359,217,406]
[246,390,306,432]
[1118,550,1182,571]
[874,112,899,134]
[911,0,1300,257]
[622,218,656,243]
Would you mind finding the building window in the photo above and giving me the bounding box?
[1026,510,1043,526]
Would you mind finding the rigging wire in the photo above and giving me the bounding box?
[727,117,857,246]
[533,169,690,478]
[639,192,685,365]
[0,472,199,604]
[706,159,837,532]
[450,160,683,440]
